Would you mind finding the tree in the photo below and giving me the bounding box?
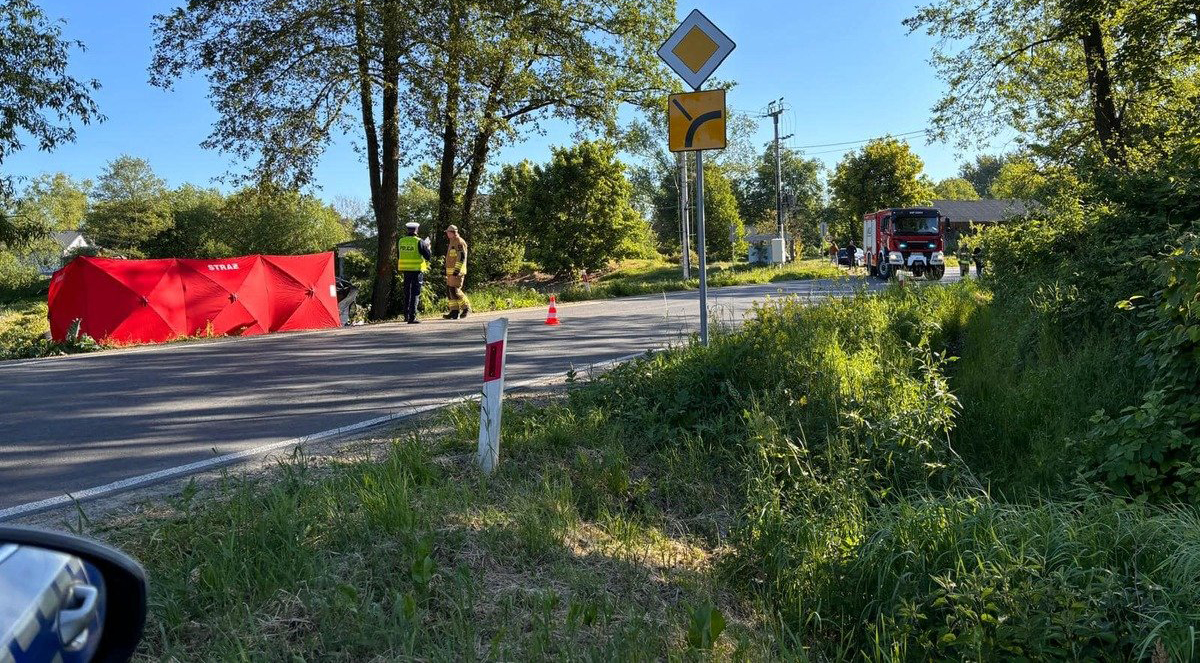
[219,187,350,256]
[737,143,825,250]
[518,141,651,275]
[906,0,1200,170]
[0,0,101,244]
[625,105,760,254]
[16,172,90,232]
[420,0,674,252]
[151,1,423,319]
[142,185,228,258]
[829,138,934,241]
[648,169,683,252]
[959,154,1009,198]
[152,0,673,318]
[933,177,980,200]
[738,144,818,225]
[83,155,171,257]
[988,159,1081,204]
[331,195,372,238]
[646,161,750,258]
[700,161,747,262]
[471,161,535,281]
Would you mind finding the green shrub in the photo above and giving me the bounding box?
[0,252,45,301]
[1089,234,1200,501]
[469,235,525,284]
[846,495,1200,660]
[561,282,1199,659]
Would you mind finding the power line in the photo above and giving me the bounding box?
[792,129,928,150]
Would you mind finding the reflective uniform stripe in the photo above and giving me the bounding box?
[445,241,467,275]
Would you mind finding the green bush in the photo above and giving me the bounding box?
[555,283,1200,659]
[1089,234,1200,501]
[963,186,1198,498]
[0,252,44,301]
[469,235,525,284]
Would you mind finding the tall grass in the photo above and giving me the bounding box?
[558,282,1200,659]
[949,292,1148,496]
[91,281,1200,660]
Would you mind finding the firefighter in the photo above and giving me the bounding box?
[443,224,471,319]
[397,221,432,324]
[973,246,984,277]
[957,244,971,278]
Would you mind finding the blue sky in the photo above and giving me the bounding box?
[4,1,1010,204]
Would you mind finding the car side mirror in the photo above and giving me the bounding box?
[0,525,147,662]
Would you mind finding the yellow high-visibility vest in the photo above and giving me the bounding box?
[397,235,427,272]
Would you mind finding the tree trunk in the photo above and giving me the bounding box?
[370,2,403,320]
[1081,19,1125,166]
[459,75,504,237]
[434,1,464,252]
[460,129,493,237]
[355,2,389,320]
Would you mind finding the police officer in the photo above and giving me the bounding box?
[443,224,471,319]
[397,221,432,324]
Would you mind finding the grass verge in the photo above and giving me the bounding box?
[0,283,101,360]
[70,280,1199,660]
[558,258,844,302]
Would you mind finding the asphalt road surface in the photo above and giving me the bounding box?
[0,270,962,514]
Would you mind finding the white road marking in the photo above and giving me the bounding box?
[0,350,655,521]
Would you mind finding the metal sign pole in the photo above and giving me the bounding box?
[695,149,708,346]
[657,8,734,349]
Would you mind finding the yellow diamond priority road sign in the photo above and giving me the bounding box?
[657,10,736,90]
[669,89,726,152]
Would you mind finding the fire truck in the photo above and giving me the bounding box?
[862,207,946,280]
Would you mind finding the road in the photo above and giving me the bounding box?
[0,272,959,515]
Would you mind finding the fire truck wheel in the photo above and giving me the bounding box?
[927,266,945,281]
[877,258,892,281]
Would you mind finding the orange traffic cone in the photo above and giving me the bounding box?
[545,295,561,325]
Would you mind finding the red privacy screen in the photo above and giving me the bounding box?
[48,253,340,344]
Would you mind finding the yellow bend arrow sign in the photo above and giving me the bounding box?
[668,90,726,152]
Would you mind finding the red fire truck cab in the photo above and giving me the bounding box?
[862,207,946,281]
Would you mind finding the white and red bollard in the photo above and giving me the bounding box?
[477,317,509,474]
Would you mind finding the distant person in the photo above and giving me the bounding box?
[443,225,471,319]
[973,247,984,277]
[958,245,971,278]
[397,221,432,324]
[829,240,839,264]
[846,239,857,269]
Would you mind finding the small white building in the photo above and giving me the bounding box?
[31,231,93,275]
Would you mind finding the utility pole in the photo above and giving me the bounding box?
[678,152,691,279]
[764,99,786,258]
